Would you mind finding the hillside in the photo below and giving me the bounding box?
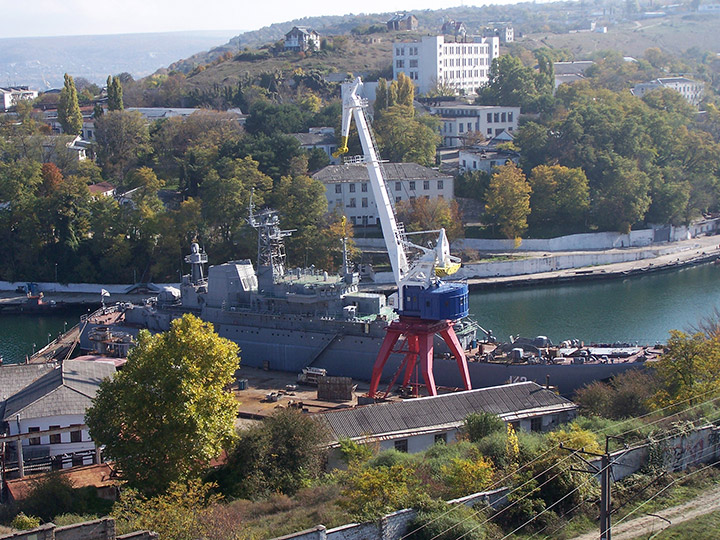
[522,12,720,59]
[166,2,577,73]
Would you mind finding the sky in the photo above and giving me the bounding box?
[0,0,521,39]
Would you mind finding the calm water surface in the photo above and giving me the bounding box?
[2,264,720,362]
[0,307,91,364]
[468,263,720,344]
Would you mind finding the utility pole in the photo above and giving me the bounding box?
[560,436,625,540]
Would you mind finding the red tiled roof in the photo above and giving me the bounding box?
[5,463,118,501]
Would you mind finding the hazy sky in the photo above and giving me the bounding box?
[1,0,519,38]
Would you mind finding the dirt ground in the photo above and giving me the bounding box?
[571,483,720,540]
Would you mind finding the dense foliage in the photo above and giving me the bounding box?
[86,314,240,495]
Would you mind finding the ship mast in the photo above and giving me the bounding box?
[248,198,295,291]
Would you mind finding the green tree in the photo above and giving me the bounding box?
[484,163,532,239]
[653,330,720,407]
[86,314,240,495]
[396,197,463,241]
[373,105,439,166]
[462,412,505,442]
[338,463,424,520]
[58,73,83,135]
[107,75,124,111]
[94,110,150,181]
[477,55,552,112]
[528,165,589,228]
[211,408,328,499]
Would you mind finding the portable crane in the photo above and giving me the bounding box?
[335,78,472,397]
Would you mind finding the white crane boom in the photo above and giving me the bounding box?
[336,78,410,289]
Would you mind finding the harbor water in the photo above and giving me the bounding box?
[3,263,720,363]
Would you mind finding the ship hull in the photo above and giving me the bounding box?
[80,305,645,396]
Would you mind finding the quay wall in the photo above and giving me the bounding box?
[370,242,708,284]
[0,281,178,294]
[354,220,719,253]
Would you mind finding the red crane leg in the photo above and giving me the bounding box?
[439,326,472,391]
[418,331,437,396]
[400,334,419,387]
[369,329,401,397]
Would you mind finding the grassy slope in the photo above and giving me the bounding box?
[646,510,720,540]
[522,13,720,59]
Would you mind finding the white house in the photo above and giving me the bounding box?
[631,77,705,106]
[459,145,520,173]
[426,102,520,146]
[313,163,454,227]
[316,381,577,468]
[284,27,320,52]
[553,61,594,90]
[0,86,38,112]
[393,35,500,95]
[1,360,116,470]
[291,127,340,165]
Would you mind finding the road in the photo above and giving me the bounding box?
[571,483,720,540]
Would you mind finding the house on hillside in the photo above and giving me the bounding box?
[88,181,116,198]
[442,20,467,38]
[424,102,519,147]
[284,27,320,52]
[393,35,500,95]
[631,77,705,106]
[553,61,594,89]
[316,382,578,468]
[0,86,38,112]
[0,360,116,474]
[291,127,340,165]
[387,13,418,31]
[313,162,453,227]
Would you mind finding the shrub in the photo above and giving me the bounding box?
[463,413,506,442]
[20,472,74,522]
[367,449,415,469]
[11,513,40,531]
[406,500,500,540]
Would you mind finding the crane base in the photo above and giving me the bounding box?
[368,316,472,398]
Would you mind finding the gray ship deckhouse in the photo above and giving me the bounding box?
[316,382,577,464]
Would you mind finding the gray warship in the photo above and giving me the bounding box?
[80,208,478,385]
[79,208,653,395]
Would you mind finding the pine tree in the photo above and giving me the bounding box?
[107,75,124,111]
[57,73,83,135]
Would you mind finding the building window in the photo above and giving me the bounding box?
[70,426,82,443]
[531,417,543,432]
[434,433,448,445]
[508,111,513,122]
[348,198,356,208]
[501,112,506,122]
[28,427,40,445]
[49,425,61,444]
[487,128,492,135]
[423,180,430,190]
[349,183,355,193]
[361,183,368,192]
[396,196,402,203]
[494,112,500,122]
[409,181,416,190]
[438,180,444,190]
[396,60,404,68]
[459,123,464,133]
[394,439,408,452]
[395,182,402,191]
[361,198,368,208]
[335,184,342,194]
[409,59,418,68]
[487,112,492,123]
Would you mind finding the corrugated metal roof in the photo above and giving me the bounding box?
[316,382,576,441]
[313,163,450,184]
[3,360,115,421]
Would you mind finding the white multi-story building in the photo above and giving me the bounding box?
[0,86,38,112]
[314,163,454,227]
[393,35,500,95]
[632,77,705,107]
[426,103,520,147]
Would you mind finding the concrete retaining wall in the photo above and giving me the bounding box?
[0,519,156,540]
[0,281,178,294]
[354,220,719,254]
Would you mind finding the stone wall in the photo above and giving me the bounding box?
[0,519,156,540]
